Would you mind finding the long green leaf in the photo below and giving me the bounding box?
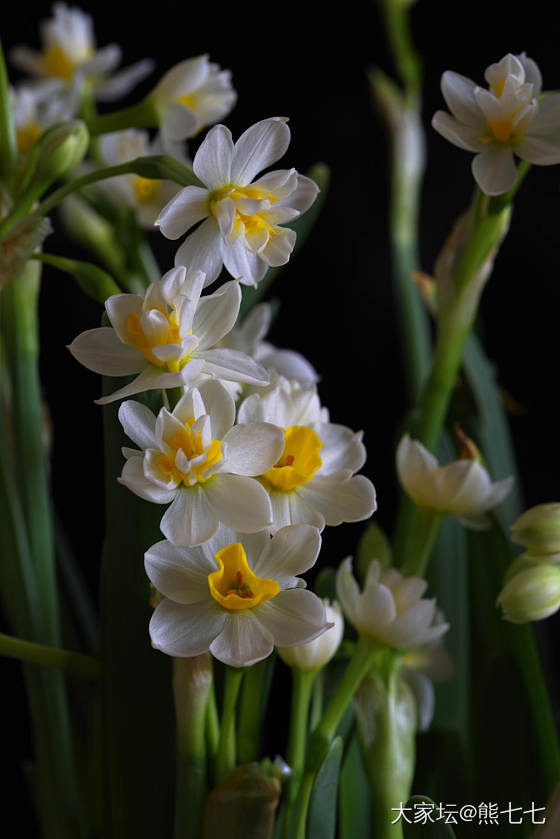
[307,736,344,839]
[402,796,457,838]
[339,734,371,839]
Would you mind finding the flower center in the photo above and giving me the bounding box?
[157,416,223,487]
[485,114,520,144]
[133,176,160,204]
[124,308,184,371]
[177,92,200,110]
[208,543,280,611]
[261,425,323,491]
[209,184,278,248]
[42,44,92,80]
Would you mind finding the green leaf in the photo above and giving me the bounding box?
[307,736,344,839]
[100,383,175,838]
[339,735,371,839]
[402,796,457,838]
[357,520,392,579]
[239,163,330,320]
[33,252,120,303]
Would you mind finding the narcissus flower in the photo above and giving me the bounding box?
[95,130,181,228]
[432,53,560,195]
[68,266,269,404]
[237,376,376,531]
[336,558,448,649]
[145,524,330,667]
[11,2,153,103]
[277,599,343,671]
[149,54,236,149]
[118,380,284,545]
[156,117,319,287]
[396,434,512,528]
[12,82,75,155]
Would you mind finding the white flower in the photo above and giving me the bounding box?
[11,3,153,103]
[12,82,76,154]
[277,599,343,671]
[95,130,181,228]
[68,266,270,404]
[432,52,560,195]
[396,434,513,529]
[118,379,284,546]
[336,558,448,649]
[237,376,376,532]
[156,117,319,287]
[149,54,236,148]
[145,524,330,667]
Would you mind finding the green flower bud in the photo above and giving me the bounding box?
[511,503,560,555]
[503,553,552,585]
[497,565,560,624]
[32,120,89,191]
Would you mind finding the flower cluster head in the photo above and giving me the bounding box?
[336,558,448,649]
[396,433,512,528]
[11,3,153,103]
[237,375,377,531]
[145,524,330,667]
[277,600,344,671]
[68,266,269,403]
[11,82,75,155]
[118,380,284,546]
[156,117,319,287]
[432,53,560,195]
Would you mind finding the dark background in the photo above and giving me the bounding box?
[2,0,560,832]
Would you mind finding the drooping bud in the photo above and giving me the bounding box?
[497,565,560,624]
[277,600,343,672]
[511,503,560,556]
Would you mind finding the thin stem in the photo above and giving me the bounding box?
[283,669,315,839]
[402,510,444,577]
[206,681,220,761]
[85,99,157,136]
[0,632,101,679]
[309,668,324,730]
[0,38,17,190]
[237,657,272,763]
[216,666,245,783]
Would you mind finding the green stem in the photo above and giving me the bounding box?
[402,510,444,577]
[0,632,101,678]
[0,38,17,190]
[85,99,158,136]
[283,669,315,839]
[237,657,272,763]
[206,681,220,761]
[309,668,324,730]
[216,666,245,782]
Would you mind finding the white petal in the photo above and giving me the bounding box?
[256,589,328,647]
[196,380,235,439]
[204,474,273,532]
[105,293,144,342]
[118,455,176,504]
[118,400,157,450]
[144,540,215,603]
[385,600,437,647]
[196,348,269,386]
[518,53,542,97]
[316,424,366,474]
[260,348,319,386]
[222,422,284,476]
[193,124,233,188]
[160,485,218,546]
[222,237,268,286]
[251,524,321,585]
[403,670,435,732]
[517,94,560,163]
[209,612,274,667]
[68,327,145,376]
[280,174,319,213]
[156,186,210,240]
[95,58,155,102]
[95,365,186,405]
[357,582,397,635]
[193,280,241,349]
[214,197,236,237]
[260,228,296,267]
[286,490,325,530]
[150,598,226,657]
[472,146,518,195]
[174,217,223,286]
[299,474,377,526]
[231,118,290,185]
[335,557,361,626]
[154,56,210,103]
[432,111,486,152]
[441,71,485,127]
[162,103,199,142]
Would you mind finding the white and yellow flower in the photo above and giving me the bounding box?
[149,54,236,148]
[277,599,343,671]
[432,53,560,195]
[237,376,376,531]
[156,117,319,287]
[396,434,512,528]
[118,380,284,546]
[95,130,181,228]
[11,3,153,102]
[145,524,329,667]
[68,266,270,404]
[336,558,448,649]
[12,82,76,155]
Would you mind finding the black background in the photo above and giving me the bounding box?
[2,0,560,832]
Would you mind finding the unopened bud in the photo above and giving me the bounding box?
[203,762,281,839]
[277,600,343,672]
[511,503,560,556]
[33,120,89,189]
[497,565,560,624]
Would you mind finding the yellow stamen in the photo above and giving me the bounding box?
[208,183,278,245]
[177,92,199,111]
[124,309,183,370]
[261,425,323,491]
[133,176,160,204]
[208,543,279,611]
[157,417,222,486]
[42,44,92,80]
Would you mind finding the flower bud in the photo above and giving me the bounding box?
[511,503,560,555]
[277,600,343,671]
[502,552,559,585]
[497,565,560,624]
[33,120,89,189]
[202,761,281,839]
